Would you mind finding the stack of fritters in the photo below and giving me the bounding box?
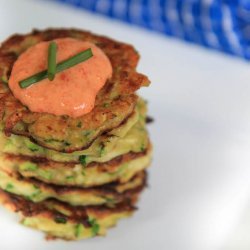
[0,29,152,240]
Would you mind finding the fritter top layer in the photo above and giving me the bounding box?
[0,29,150,152]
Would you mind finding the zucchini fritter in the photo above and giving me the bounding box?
[0,167,146,206]
[0,98,148,164]
[0,188,141,240]
[0,145,152,187]
[0,28,153,240]
[0,29,150,152]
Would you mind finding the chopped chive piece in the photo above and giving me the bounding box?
[19,71,47,89]
[27,142,40,152]
[66,176,74,181]
[56,48,93,73]
[88,218,100,236]
[140,143,146,152]
[104,196,116,204]
[79,155,87,166]
[84,130,92,137]
[54,215,67,224]
[99,144,106,156]
[24,195,32,201]
[6,183,14,190]
[19,48,93,88]
[75,224,84,238]
[20,162,38,171]
[39,169,53,180]
[30,185,41,198]
[103,103,110,108]
[47,42,57,81]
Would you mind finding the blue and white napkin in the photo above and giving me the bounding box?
[55,0,250,60]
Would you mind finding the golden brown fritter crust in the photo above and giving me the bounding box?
[0,28,150,152]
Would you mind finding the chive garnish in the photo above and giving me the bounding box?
[19,48,93,89]
[47,42,57,81]
[19,71,47,89]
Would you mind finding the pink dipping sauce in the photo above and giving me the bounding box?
[8,38,113,117]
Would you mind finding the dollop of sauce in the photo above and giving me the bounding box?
[9,38,112,117]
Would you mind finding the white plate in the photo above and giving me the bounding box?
[1,0,250,249]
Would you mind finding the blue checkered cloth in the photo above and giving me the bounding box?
[54,0,250,59]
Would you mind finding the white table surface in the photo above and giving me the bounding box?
[1,0,250,249]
